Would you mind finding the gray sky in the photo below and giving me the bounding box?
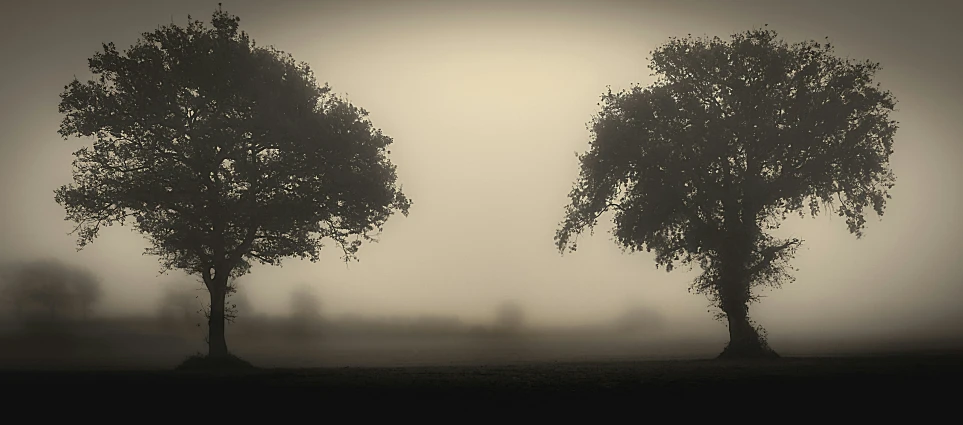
[1,0,961,343]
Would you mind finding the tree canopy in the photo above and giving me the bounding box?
[55,7,410,358]
[555,27,898,357]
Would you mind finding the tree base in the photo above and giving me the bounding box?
[175,353,258,372]
[717,342,781,360]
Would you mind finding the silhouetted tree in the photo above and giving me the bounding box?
[55,7,411,360]
[556,27,897,359]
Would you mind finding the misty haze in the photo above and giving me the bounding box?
[1,0,962,402]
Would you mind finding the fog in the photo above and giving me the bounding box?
[1,0,962,367]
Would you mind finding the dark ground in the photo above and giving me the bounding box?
[2,319,962,412]
[3,353,961,409]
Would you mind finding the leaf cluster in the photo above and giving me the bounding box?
[556,27,897,301]
[56,9,411,280]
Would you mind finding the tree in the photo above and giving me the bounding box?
[0,259,102,320]
[18,261,69,319]
[289,285,322,321]
[494,301,525,334]
[555,27,897,359]
[614,305,665,335]
[287,285,323,338]
[55,6,411,359]
[71,268,103,319]
[0,264,24,318]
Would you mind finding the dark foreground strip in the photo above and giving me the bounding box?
[2,355,961,406]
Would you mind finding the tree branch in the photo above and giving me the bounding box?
[746,238,801,279]
[232,225,258,263]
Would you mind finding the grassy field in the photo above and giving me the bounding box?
[2,354,960,408]
[2,318,961,408]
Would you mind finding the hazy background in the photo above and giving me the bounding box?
[1,0,961,353]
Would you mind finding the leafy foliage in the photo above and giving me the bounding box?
[55,7,411,357]
[556,27,897,351]
[55,8,411,283]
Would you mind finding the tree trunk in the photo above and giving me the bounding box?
[715,231,779,360]
[208,283,229,359]
[718,300,778,359]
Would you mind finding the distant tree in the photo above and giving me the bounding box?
[556,27,898,359]
[0,265,23,317]
[0,259,102,320]
[71,269,103,319]
[289,285,322,321]
[0,268,10,317]
[494,301,525,333]
[55,6,411,359]
[614,306,665,335]
[286,285,322,338]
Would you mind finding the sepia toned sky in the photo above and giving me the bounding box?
[0,0,961,344]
